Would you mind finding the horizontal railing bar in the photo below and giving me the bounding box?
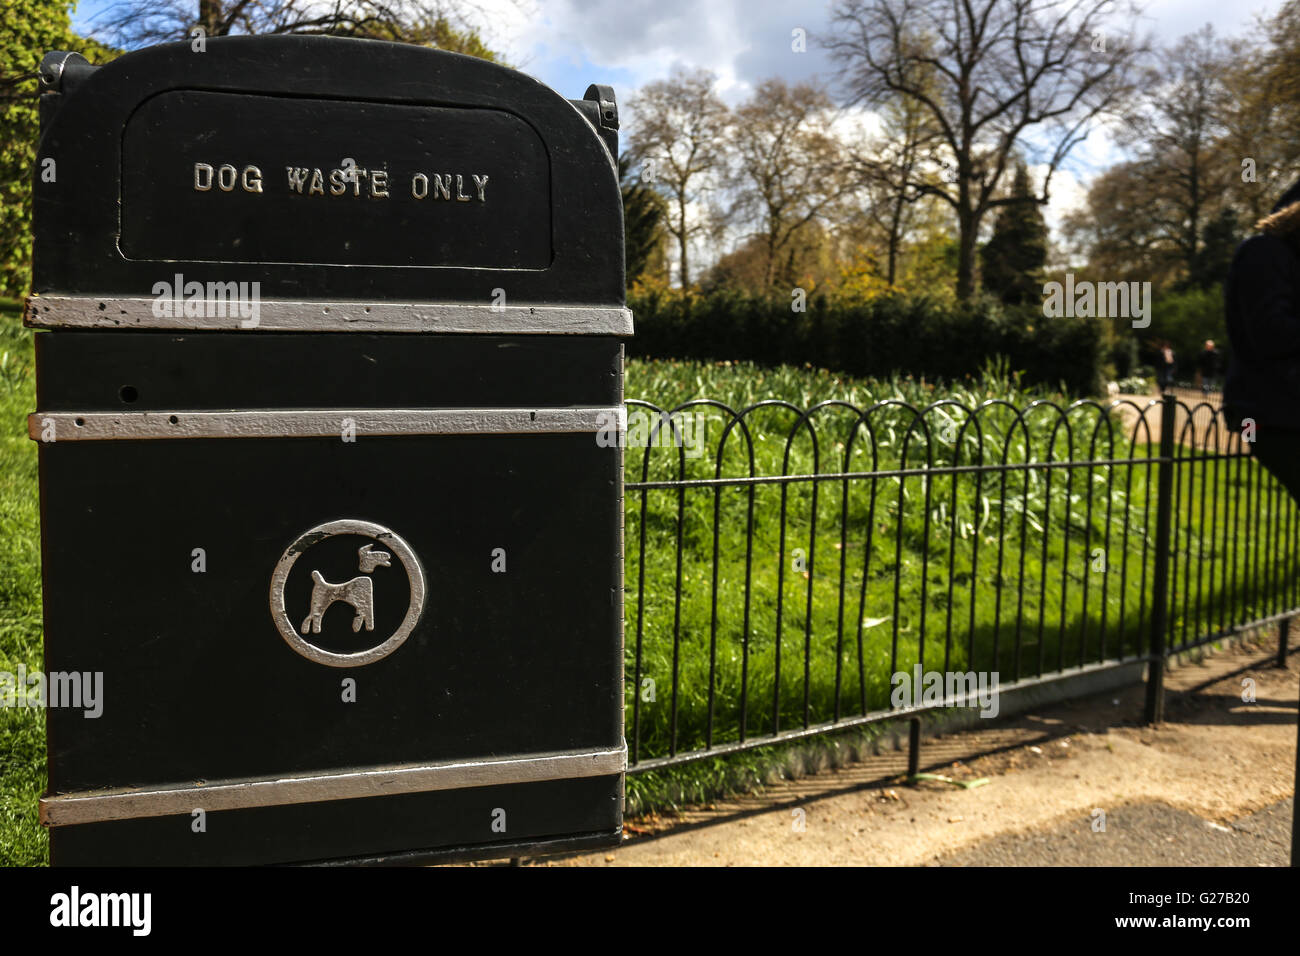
[625,454,1255,491]
[1165,610,1300,655]
[630,605,1300,773]
[627,657,1150,774]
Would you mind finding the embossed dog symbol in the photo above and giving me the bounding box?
[300,544,392,635]
[357,543,391,573]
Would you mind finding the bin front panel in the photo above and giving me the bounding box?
[41,430,622,793]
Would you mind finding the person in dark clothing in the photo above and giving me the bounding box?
[1197,339,1220,394]
[1156,341,1176,393]
[1223,179,1300,503]
[1225,180,1300,870]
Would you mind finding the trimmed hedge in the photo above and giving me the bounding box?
[626,289,1107,397]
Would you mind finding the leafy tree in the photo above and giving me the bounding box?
[1264,0,1300,165]
[0,1,117,299]
[980,163,1047,306]
[1063,159,1183,288]
[702,223,841,295]
[1189,205,1238,290]
[1220,26,1300,226]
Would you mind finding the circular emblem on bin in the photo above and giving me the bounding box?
[270,519,426,667]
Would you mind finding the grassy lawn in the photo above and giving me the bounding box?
[0,323,1291,862]
[0,300,45,865]
[621,360,1297,776]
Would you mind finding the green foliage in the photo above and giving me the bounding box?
[980,163,1048,306]
[1,1,71,298]
[1143,283,1228,371]
[356,16,504,62]
[1188,206,1239,291]
[0,301,44,864]
[0,2,118,299]
[628,286,1107,396]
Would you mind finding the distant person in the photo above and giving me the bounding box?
[1157,342,1176,393]
[1197,339,1220,395]
[1224,179,1300,505]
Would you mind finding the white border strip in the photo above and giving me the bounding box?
[28,407,624,442]
[41,745,627,826]
[25,296,634,335]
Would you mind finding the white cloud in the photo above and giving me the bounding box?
[487,0,837,99]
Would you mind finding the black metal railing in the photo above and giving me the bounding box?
[622,394,1298,772]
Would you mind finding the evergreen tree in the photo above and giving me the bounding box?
[1189,205,1238,289]
[620,154,665,287]
[979,163,1048,305]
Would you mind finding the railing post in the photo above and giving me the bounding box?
[1145,394,1177,724]
[907,717,921,778]
[1279,617,1291,668]
[1293,702,1299,867]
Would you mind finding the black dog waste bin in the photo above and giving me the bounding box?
[27,35,629,865]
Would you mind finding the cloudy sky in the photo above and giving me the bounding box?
[484,0,1288,232]
[491,0,1285,100]
[72,0,1291,239]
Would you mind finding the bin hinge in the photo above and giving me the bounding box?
[569,84,619,162]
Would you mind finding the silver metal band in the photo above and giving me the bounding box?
[40,745,627,826]
[28,406,626,442]
[25,295,634,335]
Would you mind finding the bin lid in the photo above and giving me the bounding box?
[30,35,629,333]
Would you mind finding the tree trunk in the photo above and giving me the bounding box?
[956,202,977,301]
[887,192,904,286]
[677,195,690,290]
[764,230,779,291]
[198,0,223,35]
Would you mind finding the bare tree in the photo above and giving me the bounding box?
[851,83,942,286]
[91,1,504,53]
[826,0,1147,299]
[1119,26,1231,279]
[626,67,731,290]
[729,79,856,290]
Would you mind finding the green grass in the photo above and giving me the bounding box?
[621,359,1298,810]
[0,300,45,865]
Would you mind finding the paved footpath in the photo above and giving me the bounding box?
[536,635,1297,867]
